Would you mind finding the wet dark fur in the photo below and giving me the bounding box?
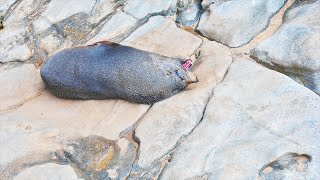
[41,41,197,104]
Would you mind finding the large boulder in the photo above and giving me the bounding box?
[197,0,287,47]
[250,0,320,95]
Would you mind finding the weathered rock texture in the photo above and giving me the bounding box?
[0,64,44,112]
[41,41,198,104]
[176,0,202,26]
[0,91,149,166]
[1,0,320,179]
[161,60,320,179]
[250,0,320,95]
[57,136,136,179]
[123,0,177,20]
[0,0,17,14]
[197,0,287,47]
[13,163,81,180]
[123,16,202,58]
[87,11,138,43]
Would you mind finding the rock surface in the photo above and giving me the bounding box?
[0,0,17,14]
[31,0,122,59]
[0,91,148,166]
[161,60,320,179]
[1,0,320,179]
[37,0,96,24]
[0,0,47,63]
[201,0,217,9]
[123,16,202,58]
[0,0,40,63]
[197,0,287,47]
[176,0,202,26]
[13,163,81,180]
[250,0,320,95]
[0,64,44,112]
[58,136,136,179]
[87,11,138,43]
[123,0,176,19]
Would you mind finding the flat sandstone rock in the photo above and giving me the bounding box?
[161,60,320,179]
[123,16,202,58]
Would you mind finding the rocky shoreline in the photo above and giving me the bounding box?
[1,0,319,179]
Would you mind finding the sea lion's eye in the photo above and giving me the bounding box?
[0,16,4,30]
[175,70,184,81]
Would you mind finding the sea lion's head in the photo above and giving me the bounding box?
[171,66,198,85]
[180,59,198,84]
[159,58,198,95]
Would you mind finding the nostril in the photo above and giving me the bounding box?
[166,71,173,76]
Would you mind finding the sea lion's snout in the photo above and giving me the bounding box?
[185,71,198,84]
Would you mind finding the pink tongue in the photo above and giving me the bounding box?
[183,59,193,70]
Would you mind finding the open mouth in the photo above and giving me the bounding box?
[183,59,193,70]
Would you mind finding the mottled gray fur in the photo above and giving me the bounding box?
[41,41,198,104]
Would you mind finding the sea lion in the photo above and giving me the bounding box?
[40,41,198,104]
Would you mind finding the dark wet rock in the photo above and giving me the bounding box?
[87,11,139,44]
[41,41,198,104]
[0,16,4,30]
[260,153,312,179]
[250,0,320,95]
[197,0,287,47]
[176,0,202,26]
[2,135,136,179]
[58,136,137,179]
